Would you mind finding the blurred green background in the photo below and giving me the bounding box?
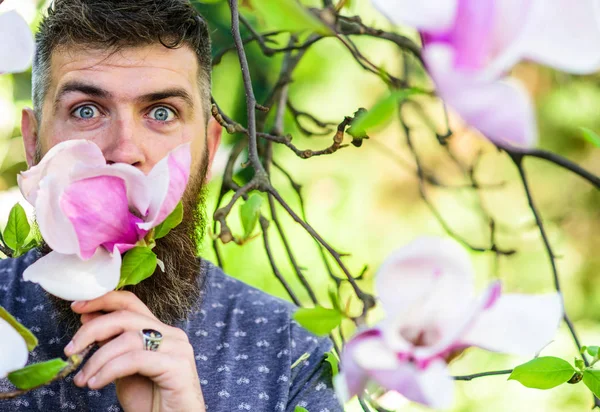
[1,0,599,411]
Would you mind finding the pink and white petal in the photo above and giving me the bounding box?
[497,0,600,75]
[461,293,563,355]
[60,176,144,260]
[70,162,152,217]
[367,360,454,408]
[139,142,191,230]
[367,364,429,406]
[376,236,475,326]
[0,318,28,378]
[338,330,377,400]
[0,11,34,74]
[352,330,402,371]
[414,359,455,409]
[18,140,105,205]
[371,0,458,32]
[412,281,502,361]
[22,249,122,301]
[425,44,537,148]
[423,0,496,70]
[34,175,80,255]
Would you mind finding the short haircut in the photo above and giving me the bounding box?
[33,0,212,122]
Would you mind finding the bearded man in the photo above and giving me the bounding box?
[0,1,342,411]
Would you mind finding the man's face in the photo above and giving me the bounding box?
[22,43,219,175]
[23,43,222,325]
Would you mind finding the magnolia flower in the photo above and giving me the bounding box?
[372,0,600,147]
[18,140,191,301]
[337,237,563,409]
[0,10,34,74]
[0,318,28,378]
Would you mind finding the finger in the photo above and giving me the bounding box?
[80,312,103,324]
[74,330,184,387]
[65,310,181,356]
[71,291,155,319]
[87,351,194,391]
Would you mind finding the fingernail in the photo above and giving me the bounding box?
[71,301,84,308]
[88,376,97,387]
[64,340,75,355]
[74,371,83,385]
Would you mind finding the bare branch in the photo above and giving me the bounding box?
[509,152,600,408]
[507,147,600,189]
[260,216,303,306]
[228,0,268,176]
[453,369,513,381]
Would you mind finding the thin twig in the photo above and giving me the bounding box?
[400,103,515,256]
[228,0,267,176]
[260,216,302,306]
[509,152,600,408]
[453,369,513,381]
[507,147,600,189]
[268,188,376,321]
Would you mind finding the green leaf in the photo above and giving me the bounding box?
[575,358,586,371]
[580,127,600,148]
[291,352,310,369]
[153,202,184,240]
[248,0,332,35]
[294,407,309,412]
[293,305,342,336]
[0,306,38,351]
[508,357,576,389]
[584,370,600,397]
[8,358,68,390]
[324,351,339,377]
[347,89,423,139]
[3,203,30,251]
[118,247,158,288]
[239,193,264,239]
[587,346,600,357]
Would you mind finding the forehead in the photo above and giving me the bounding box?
[47,44,201,104]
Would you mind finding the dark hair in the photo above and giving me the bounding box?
[33,0,212,122]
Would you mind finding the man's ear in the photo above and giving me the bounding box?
[205,116,222,179]
[21,107,39,167]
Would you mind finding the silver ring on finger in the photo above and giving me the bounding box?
[140,328,163,352]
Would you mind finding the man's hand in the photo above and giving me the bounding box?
[65,291,205,412]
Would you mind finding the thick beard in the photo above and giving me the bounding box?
[42,149,210,332]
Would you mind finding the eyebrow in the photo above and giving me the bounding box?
[54,82,195,112]
[135,88,195,110]
[54,81,112,112]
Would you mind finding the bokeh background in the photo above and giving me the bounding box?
[1,0,599,411]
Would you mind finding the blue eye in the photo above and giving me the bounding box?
[73,105,99,119]
[149,106,175,122]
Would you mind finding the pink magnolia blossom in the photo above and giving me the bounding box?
[18,140,191,301]
[0,318,28,378]
[372,0,600,147]
[0,10,34,74]
[337,237,563,409]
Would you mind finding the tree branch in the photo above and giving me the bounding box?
[506,147,600,189]
[509,152,600,408]
[228,0,267,176]
[453,369,513,381]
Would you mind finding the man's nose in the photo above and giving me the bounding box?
[102,115,145,169]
